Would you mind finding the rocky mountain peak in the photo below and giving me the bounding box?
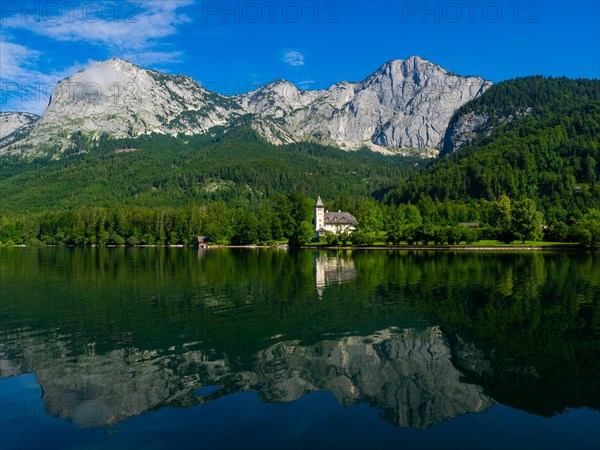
[0,112,40,135]
[52,59,148,104]
[242,79,301,105]
[376,55,430,72]
[355,57,493,149]
[262,79,298,91]
[104,57,138,66]
[238,79,317,120]
[367,56,439,83]
[2,56,492,157]
[17,59,240,153]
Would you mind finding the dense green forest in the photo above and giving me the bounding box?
[0,127,420,212]
[390,77,600,213]
[441,76,600,156]
[1,190,598,247]
[1,77,600,247]
[385,77,600,245]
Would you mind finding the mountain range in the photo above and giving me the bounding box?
[1,57,598,223]
[0,56,491,157]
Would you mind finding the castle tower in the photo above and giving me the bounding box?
[315,196,325,235]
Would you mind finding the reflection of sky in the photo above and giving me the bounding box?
[1,371,598,450]
[1,325,495,433]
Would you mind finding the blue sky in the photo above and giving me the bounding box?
[1,0,599,114]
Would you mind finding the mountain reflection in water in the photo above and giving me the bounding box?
[1,326,491,428]
[0,248,598,435]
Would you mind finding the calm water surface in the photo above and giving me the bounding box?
[0,248,598,450]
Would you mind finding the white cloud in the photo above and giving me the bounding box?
[3,1,193,62]
[282,50,305,67]
[0,41,87,114]
[1,1,195,112]
[0,41,41,81]
[68,60,135,102]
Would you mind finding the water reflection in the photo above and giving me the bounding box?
[0,248,598,432]
[315,251,357,298]
[0,326,491,428]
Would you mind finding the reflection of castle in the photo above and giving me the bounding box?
[315,252,357,297]
[0,327,492,429]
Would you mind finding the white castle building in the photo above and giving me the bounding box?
[314,196,358,237]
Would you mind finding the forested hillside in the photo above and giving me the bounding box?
[443,76,599,156]
[0,127,420,213]
[389,77,600,216]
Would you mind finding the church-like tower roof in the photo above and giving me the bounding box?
[315,196,325,207]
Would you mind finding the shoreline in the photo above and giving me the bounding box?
[300,244,585,252]
[0,244,589,252]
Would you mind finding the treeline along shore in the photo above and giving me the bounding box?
[1,192,599,249]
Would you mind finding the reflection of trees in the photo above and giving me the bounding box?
[495,265,514,297]
[0,248,598,419]
[367,251,599,415]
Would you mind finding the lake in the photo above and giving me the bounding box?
[0,248,598,450]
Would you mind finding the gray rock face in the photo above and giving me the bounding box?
[442,107,532,155]
[241,57,491,154]
[2,56,491,157]
[13,59,243,154]
[0,112,40,148]
[442,112,491,155]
